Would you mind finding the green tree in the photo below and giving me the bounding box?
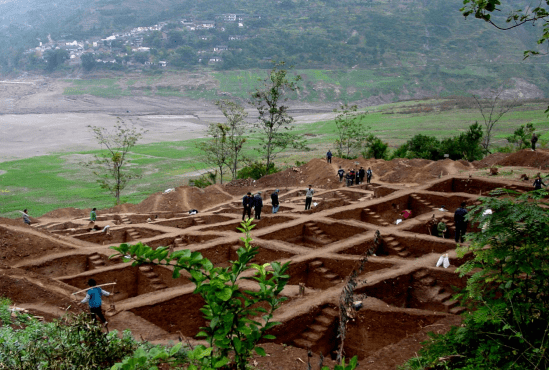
[461,0,549,58]
[250,61,306,172]
[215,100,248,180]
[440,122,484,161]
[507,123,535,150]
[333,104,369,158]
[361,134,388,159]
[110,219,290,370]
[402,190,549,370]
[86,120,146,204]
[44,48,69,72]
[196,123,231,184]
[81,53,96,71]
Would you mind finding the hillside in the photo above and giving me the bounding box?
[3,0,549,100]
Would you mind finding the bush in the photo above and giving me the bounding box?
[392,123,483,161]
[362,134,389,159]
[0,298,137,369]
[237,161,280,180]
[401,191,549,369]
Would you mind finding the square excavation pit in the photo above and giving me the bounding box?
[145,234,222,250]
[329,193,472,227]
[377,235,456,259]
[196,242,295,268]
[72,227,165,245]
[337,235,455,259]
[425,178,531,195]
[260,221,368,249]
[343,309,448,360]
[320,189,371,202]
[154,215,234,229]
[131,293,207,337]
[267,304,339,355]
[214,204,294,215]
[40,221,82,232]
[198,215,295,233]
[403,218,481,240]
[356,268,466,315]
[287,257,393,290]
[21,253,120,278]
[295,198,353,214]
[130,286,295,338]
[61,265,192,302]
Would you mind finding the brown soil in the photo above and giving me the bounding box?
[0,155,540,370]
[472,149,549,169]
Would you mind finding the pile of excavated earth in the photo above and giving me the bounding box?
[1,149,548,370]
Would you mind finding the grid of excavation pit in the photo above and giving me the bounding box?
[338,234,456,259]
[329,193,473,227]
[61,264,192,302]
[287,257,393,290]
[260,221,368,249]
[356,268,466,315]
[154,215,234,229]
[198,215,296,233]
[17,175,495,363]
[21,253,120,277]
[194,242,295,268]
[425,178,531,195]
[72,227,165,245]
[145,233,223,251]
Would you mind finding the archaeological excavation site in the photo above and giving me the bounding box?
[1,151,546,370]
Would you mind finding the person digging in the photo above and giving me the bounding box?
[78,279,112,327]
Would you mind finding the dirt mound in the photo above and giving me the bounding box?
[135,185,233,213]
[472,152,511,168]
[41,207,89,219]
[472,149,549,169]
[375,158,472,183]
[223,157,478,192]
[0,225,73,264]
[497,149,549,169]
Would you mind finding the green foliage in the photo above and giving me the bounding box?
[193,171,217,188]
[507,123,535,150]
[0,298,136,369]
[461,0,549,59]
[81,53,96,72]
[84,119,147,204]
[250,61,307,170]
[237,161,280,180]
[333,104,369,158]
[401,190,549,369]
[196,123,231,184]
[44,49,69,72]
[361,134,389,160]
[392,123,483,161]
[215,100,249,180]
[322,356,359,370]
[110,219,290,370]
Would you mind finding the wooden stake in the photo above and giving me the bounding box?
[72,282,116,295]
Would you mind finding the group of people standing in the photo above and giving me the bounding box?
[242,189,283,221]
[337,166,372,186]
[242,185,317,220]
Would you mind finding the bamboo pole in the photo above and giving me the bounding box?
[72,282,116,295]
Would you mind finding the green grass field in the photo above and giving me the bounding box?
[1,99,548,219]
